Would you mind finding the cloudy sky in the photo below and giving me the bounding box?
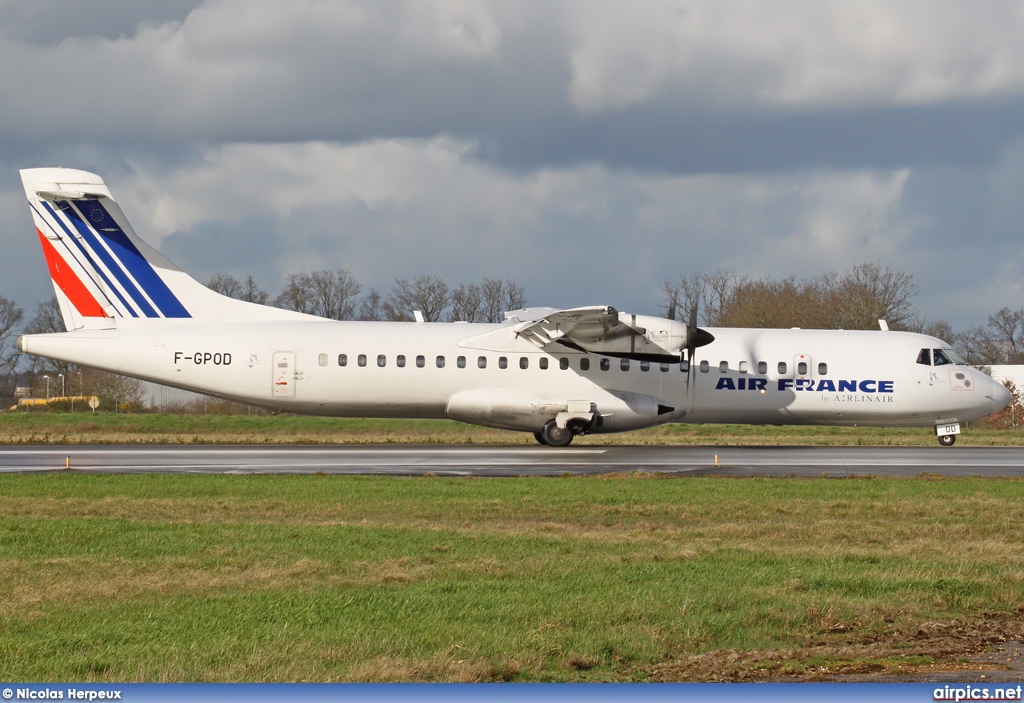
[3,0,1024,329]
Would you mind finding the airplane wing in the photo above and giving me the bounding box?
[512,306,708,362]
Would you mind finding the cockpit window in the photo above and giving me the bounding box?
[917,348,931,366]
[932,349,953,366]
[943,348,966,365]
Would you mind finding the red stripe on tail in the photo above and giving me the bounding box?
[36,229,108,318]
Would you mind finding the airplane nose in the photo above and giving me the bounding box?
[989,380,1012,412]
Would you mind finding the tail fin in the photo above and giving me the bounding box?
[21,167,307,330]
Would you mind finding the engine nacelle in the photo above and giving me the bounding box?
[445,387,679,433]
[603,313,689,359]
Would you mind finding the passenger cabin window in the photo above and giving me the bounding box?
[719,361,728,373]
[580,358,590,371]
[933,349,953,366]
[699,360,710,373]
[797,361,808,375]
[520,357,529,369]
[620,359,630,371]
[377,354,386,367]
[738,361,748,373]
[436,356,445,368]
[358,354,367,367]
[338,354,348,367]
[318,353,328,367]
[600,358,610,371]
[917,348,931,366]
[416,355,425,368]
[640,360,650,372]
[778,362,787,375]
[539,357,548,370]
[397,355,406,368]
[560,357,569,370]
[478,356,487,369]
[660,363,670,372]
[818,362,828,375]
[457,356,466,368]
[499,357,508,369]
[757,361,767,374]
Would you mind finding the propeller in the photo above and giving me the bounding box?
[685,302,715,365]
[684,303,715,398]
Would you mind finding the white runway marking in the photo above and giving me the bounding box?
[0,445,1022,476]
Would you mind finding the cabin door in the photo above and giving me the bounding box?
[272,351,297,398]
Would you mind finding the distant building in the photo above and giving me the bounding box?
[984,365,1024,391]
[141,381,211,411]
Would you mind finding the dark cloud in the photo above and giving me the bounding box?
[3,1,1024,332]
[0,1,201,44]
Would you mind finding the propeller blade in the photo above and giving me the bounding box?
[683,302,714,383]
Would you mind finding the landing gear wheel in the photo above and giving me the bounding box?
[938,434,956,447]
[539,420,574,447]
[533,431,548,446]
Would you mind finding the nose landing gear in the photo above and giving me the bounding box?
[935,421,960,447]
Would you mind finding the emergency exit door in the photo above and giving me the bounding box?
[272,351,296,398]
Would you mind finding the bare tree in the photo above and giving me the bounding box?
[503,279,527,315]
[985,307,1024,363]
[209,273,270,304]
[661,263,917,330]
[274,273,316,315]
[0,296,24,380]
[274,269,362,319]
[383,275,450,322]
[239,275,270,304]
[479,277,526,323]
[208,273,243,299]
[449,282,484,322]
[823,262,918,330]
[358,288,383,321]
[907,315,956,343]
[25,299,74,379]
[307,269,362,320]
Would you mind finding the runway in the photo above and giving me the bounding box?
[0,444,1023,476]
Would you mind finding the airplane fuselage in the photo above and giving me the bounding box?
[20,319,1007,434]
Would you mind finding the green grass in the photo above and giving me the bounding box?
[0,412,1021,445]
[1,474,1023,681]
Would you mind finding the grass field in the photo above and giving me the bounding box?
[1,412,1022,445]
[2,473,1023,681]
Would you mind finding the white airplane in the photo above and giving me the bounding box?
[15,167,1011,446]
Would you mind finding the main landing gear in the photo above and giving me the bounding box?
[938,434,956,447]
[534,420,575,447]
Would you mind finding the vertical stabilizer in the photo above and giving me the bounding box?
[21,167,311,328]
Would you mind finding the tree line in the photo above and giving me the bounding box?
[660,261,1024,367]
[208,271,527,324]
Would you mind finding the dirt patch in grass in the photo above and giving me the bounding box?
[641,609,1024,681]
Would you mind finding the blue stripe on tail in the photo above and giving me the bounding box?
[64,200,191,319]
